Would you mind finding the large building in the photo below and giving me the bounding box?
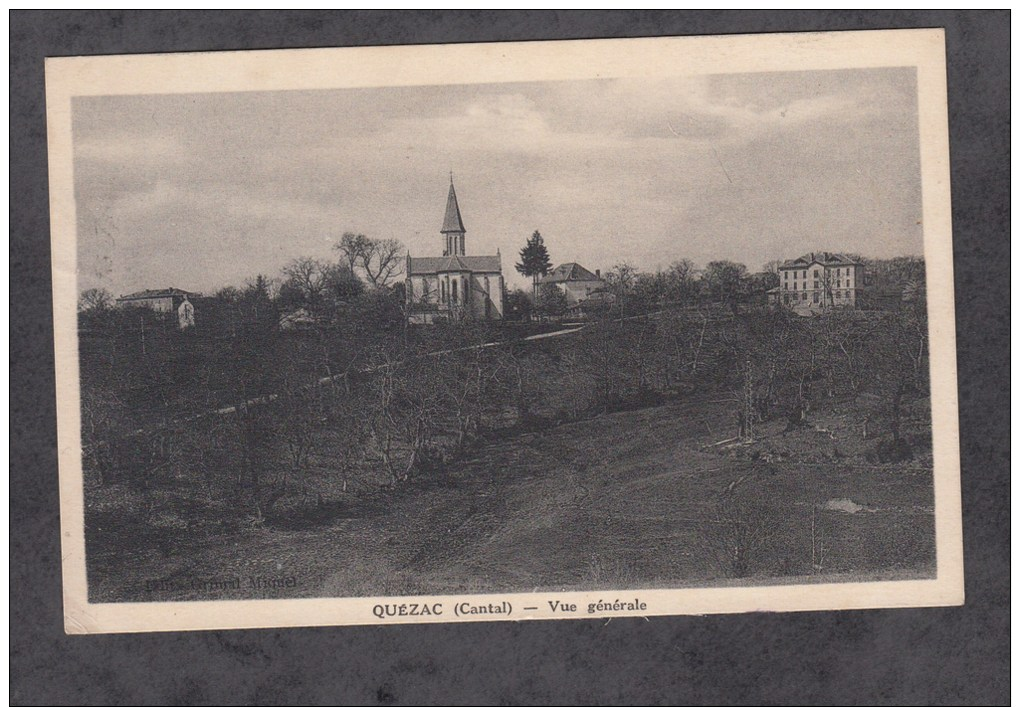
[115,287,196,329]
[405,178,504,324]
[115,287,196,313]
[775,252,865,313]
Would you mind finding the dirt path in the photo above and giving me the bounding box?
[89,394,935,603]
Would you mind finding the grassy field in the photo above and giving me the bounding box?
[86,390,935,602]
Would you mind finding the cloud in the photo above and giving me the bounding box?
[74,133,185,165]
[72,68,923,295]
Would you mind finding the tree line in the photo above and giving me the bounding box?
[76,225,929,527]
[80,298,930,525]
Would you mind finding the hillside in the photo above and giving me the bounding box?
[87,391,934,602]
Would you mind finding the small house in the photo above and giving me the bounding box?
[538,263,605,307]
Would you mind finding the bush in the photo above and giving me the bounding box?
[875,437,913,463]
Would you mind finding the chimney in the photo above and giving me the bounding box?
[596,269,601,279]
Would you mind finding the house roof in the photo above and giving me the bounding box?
[441,180,465,234]
[117,287,197,302]
[408,255,501,274]
[279,307,316,322]
[780,252,862,269]
[539,262,601,284]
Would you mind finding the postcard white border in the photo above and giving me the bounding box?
[46,28,962,634]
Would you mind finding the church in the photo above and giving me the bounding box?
[405,178,504,324]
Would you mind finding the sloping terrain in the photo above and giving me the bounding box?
[88,394,934,602]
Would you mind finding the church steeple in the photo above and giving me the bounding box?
[441,175,466,256]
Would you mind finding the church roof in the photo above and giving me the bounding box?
[408,255,501,275]
[441,181,466,233]
[540,262,601,284]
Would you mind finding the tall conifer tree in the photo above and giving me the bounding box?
[515,230,552,302]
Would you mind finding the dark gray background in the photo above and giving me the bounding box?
[11,11,1009,705]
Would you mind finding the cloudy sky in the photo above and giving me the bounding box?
[73,67,922,296]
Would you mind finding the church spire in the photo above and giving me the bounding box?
[441,176,466,256]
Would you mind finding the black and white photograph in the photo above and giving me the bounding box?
[46,29,963,633]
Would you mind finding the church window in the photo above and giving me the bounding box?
[452,279,458,304]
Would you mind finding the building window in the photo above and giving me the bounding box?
[802,292,807,301]
[784,271,788,280]
[836,290,842,298]
[814,281,819,289]
[813,292,819,303]
[813,270,819,278]
[783,282,788,290]
[452,279,458,304]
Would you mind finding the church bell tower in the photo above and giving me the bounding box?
[441,174,466,257]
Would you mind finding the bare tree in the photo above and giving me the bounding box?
[443,323,503,451]
[367,347,402,485]
[492,339,544,427]
[702,260,750,316]
[80,387,126,485]
[281,257,331,305]
[323,391,370,493]
[334,232,367,274]
[365,343,444,485]
[363,238,405,287]
[604,262,638,317]
[79,287,113,313]
[664,259,699,306]
[862,309,929,456]
[334,232,405,288]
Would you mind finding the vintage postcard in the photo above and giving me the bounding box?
[46,29,962,634]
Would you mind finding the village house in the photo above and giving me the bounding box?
[405,178,504,324]
[772,252,865,314]
[538,262,606,309]
[278,307,318,332]
[116,287,197,329]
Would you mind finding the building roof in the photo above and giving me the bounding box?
[780,252,862,269]
[116,287,197,302]
[441,180,466,234]
[539,262,601,284]
[408,255,501,275]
